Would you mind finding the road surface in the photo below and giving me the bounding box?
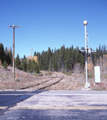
[0,90,107,120]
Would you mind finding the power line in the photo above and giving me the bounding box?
[18,29,35,57]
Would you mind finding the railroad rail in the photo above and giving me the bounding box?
[20,75,57,89]
[37,76,63,90]
[20,75,64,90]
[0,76,64,106]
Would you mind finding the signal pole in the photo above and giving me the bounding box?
[8,25,20,80]
[83,21,88,88]
[80,21,95,88]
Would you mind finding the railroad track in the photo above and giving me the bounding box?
[34,76,64,90]
[20,75,64,90]
[0,76,63,108]
[20,76,57,89]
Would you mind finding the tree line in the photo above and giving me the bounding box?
[36,44,107,72]
[0,43,39,73]
[1,42,107,73]
[36,45,85,72]
[0,43,12,67]
[15,54,39,73]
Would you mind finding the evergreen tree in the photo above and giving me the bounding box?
[36,52,41,69]
[20,56,27,71]
[0,43,5,64]
[79,47,85,69]
[80,54,85,69]
[34,51,37,56]
[8,48,12,66]
[27,59,31,71]
[4,47,12,66]
[58,45,65,71]
[34,44,107,72]
[76,46,81,63]
[33,60,39,73]
[69,45,74,70]
[52,49,58,71]
[0,59,2,66]
[64,48,70,71]
[27,59,39,73]
[3,61,7,69]
[44,47,52,70]
[15,54,20,69]
[23,55,26,59]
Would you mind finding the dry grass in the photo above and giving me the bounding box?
[0,67,107,91]
[0,67,52,90]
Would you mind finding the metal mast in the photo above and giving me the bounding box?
[83,21,88,88]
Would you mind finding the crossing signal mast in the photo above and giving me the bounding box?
[79,21,95,88]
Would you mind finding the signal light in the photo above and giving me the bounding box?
[79,48,95,56]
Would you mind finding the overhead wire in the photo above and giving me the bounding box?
[16,28,35,57]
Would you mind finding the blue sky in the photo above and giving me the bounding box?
[0,0,107,58]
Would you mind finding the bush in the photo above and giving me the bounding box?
[63,71,71,76]
[3,61,7,69]
[88,73,94,78]
[16,79,20,82]
[39,73,43,76]
[27,60,40,73]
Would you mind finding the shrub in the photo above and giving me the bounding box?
[88,73,94,78]
[16,79,20,82]
[3,61,7,69]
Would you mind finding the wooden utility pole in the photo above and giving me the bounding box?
[30,49,33,57]
[8,25,20,80]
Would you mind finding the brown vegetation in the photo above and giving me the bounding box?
[0,66,107,91]
[27,56,38,63]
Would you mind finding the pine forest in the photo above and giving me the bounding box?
[1,43,107,74]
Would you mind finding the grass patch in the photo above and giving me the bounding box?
[63,71,71,76]
[101,74,107,79]
[88,73,94,78]
[34,73,43,76]
[49,72,52,76]
[34,73,38,76]
[39,73,43,76]
[16,79,20,82]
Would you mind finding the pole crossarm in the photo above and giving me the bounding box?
[8,25,20,28]
[8,25,20,27]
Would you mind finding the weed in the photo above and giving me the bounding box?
[63,71,71,76]
[101,74,107,79]
[39,73,43,76]
[88,73,94,78]
[16,79,20,82]
[34,73,43,76]
[49,72,52,76]
[34,73,38,76]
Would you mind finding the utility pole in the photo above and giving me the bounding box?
[8,25,20,80]
[30,49,33,57]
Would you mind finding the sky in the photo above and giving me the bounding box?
[0,0,107,58]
